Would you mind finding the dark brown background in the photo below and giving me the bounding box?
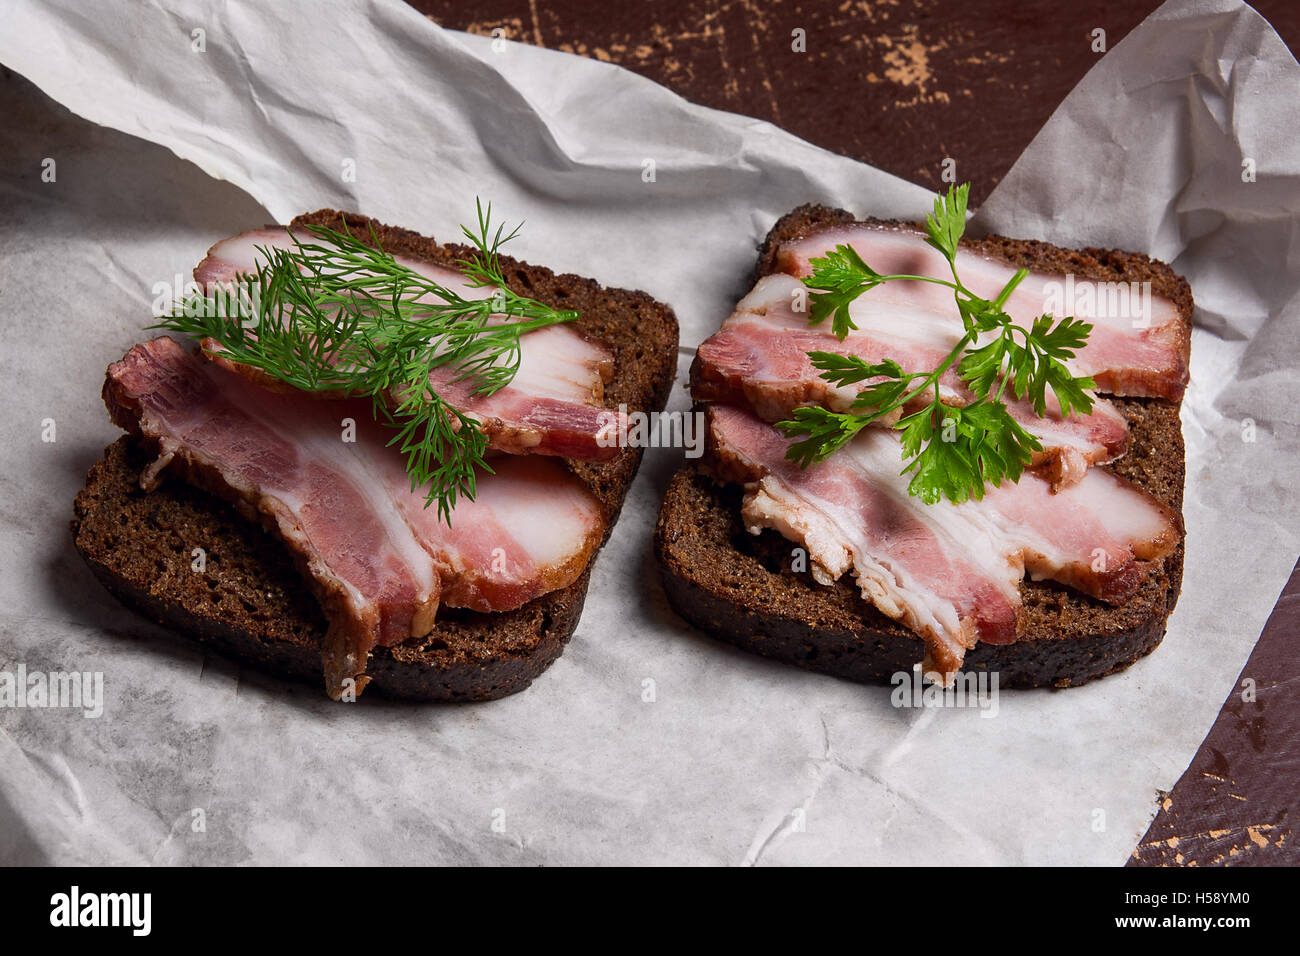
[408,0,1300,865]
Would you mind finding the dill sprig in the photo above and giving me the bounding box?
[776,183,1097,505]
[153,200,578,522]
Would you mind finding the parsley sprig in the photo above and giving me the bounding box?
[776,183,1097,505]
[154,201,578,523]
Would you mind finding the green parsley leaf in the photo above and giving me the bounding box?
[775,406,870,467]
[804,244,882,340]
[807,353,914,418]
[956,293,1002,333]
[807,352,906,388]
[923,182,970,262]
[897,399,1041,504]
[896,403,979,505]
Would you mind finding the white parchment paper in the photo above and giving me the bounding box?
[0,0,1296,865]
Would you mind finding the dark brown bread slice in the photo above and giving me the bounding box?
[655,206,1189,689]
[71,211,679,701]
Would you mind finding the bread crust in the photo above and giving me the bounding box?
[71,211,679,701]
[655,205,1189,689]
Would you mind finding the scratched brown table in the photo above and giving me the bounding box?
[410,0,1300,866]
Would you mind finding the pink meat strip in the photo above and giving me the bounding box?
[777,223,1190,401]
[193,227,624,460]
[706,405,1179,678]
[693,274,1131,487]
[104,337,605,698]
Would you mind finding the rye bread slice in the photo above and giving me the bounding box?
[71,210,679,701]
[654,205,1190,689]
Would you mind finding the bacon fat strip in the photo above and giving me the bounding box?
[194,227,624,460]
[705,405,1179,678]
[104,337,605,699]
[693,275,1131,487]
[777,223,1190,401]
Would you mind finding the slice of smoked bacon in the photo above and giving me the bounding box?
[705,405,1179,678]
[692,274,1131,487]
[104,337,605,699]
[776,223,1190,401]
[194,227,625,460]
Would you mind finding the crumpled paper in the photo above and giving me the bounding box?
[0,0,1295,865]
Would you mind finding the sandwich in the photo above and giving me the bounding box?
[73,207,678,701]
[655,186,1188,688]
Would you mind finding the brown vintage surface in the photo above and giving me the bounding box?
[409,0,1300,865]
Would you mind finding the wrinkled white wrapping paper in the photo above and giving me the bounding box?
[0,0,1296,865]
